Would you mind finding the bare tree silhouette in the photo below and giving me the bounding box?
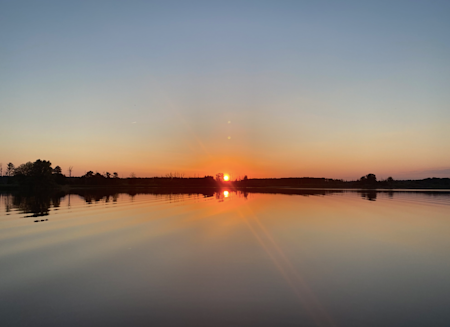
[216,173,224,182]
[6,163,15,176]
[165,172,185,178]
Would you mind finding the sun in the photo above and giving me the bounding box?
[224,175,230,181]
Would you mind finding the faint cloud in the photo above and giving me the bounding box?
[395,168,450,179]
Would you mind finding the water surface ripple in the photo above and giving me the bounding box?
[1,190,450,327]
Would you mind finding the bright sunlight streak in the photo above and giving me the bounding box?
[223,191,229,198]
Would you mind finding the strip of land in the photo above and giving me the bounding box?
[2,175,450,191]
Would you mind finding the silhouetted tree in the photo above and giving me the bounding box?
[216,173,224,182]
[113,172,119,178]
[92,172,105,184]
[366,173,377,183]
[381,176,395,189]
[68,166,73,178]
[14,162,33,177]
[81,171,109,185]
[359,173,377,188]
[165,172,185,178]
[14,160,55,188]
[31,160,54,188]
[6,163,15,176]
[52,165,66,185]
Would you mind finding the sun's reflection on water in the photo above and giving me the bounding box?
[1,190,450,326]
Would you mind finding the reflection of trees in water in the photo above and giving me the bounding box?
[1,194,14,213]
[1,190,122,218]
[151,191,214,204]
[76,190,120,204]
[157,193,196,203]
[11,192,65,217]
[361,190,377,201]
[359,190,450,202]
[215,192,225,202]
[3,189,450,219]
[74,189,215,205]
[214,190,250,201]
[52,194,61,208]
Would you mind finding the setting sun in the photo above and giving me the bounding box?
[224,175,230,181]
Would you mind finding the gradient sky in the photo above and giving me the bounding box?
[1,0,449,179]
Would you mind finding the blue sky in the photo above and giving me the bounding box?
[1,0,449,179]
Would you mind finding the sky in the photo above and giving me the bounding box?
[1,0,449,180]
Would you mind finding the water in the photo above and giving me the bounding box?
[1,189,450,327]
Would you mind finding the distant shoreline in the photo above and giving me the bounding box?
[2,173,450,191]
[2,184,450,193]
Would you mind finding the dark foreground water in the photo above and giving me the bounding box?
[1,189,450,327]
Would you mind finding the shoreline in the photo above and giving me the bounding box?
[2,184,450,193]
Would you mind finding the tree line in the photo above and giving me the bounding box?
[0,159,222,188]
[1,160,65,189]
[1,160,449,189]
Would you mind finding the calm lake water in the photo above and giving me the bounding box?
[1,189,450,327]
